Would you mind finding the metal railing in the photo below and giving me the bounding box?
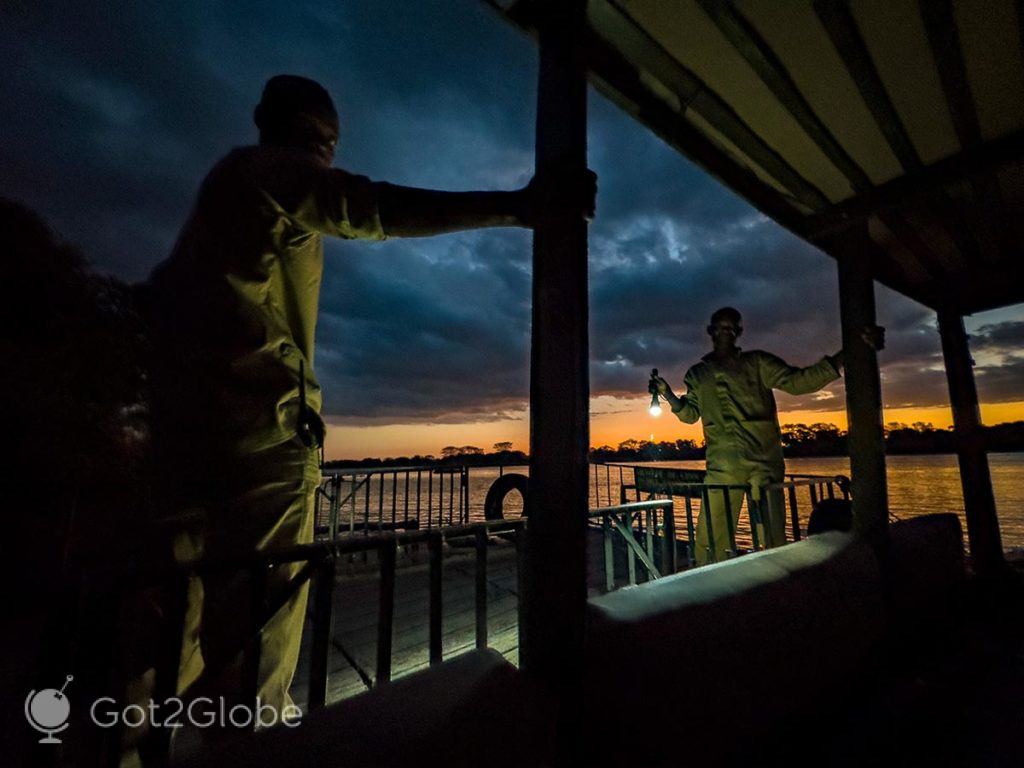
[590,499,677,592]
[49,516,526,766]
[315,465,472,538]
[590,464,851,578]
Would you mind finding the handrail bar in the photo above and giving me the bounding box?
[588,499,674,518]
[80,518,527,583]
[323,464,474,477]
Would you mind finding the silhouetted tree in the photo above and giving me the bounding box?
[1,198,150,602]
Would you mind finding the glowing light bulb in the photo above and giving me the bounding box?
[649,392,662,417]
[648,367,663,417]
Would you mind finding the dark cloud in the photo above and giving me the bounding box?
[3,0,1021,428]
[972,321,1024,352]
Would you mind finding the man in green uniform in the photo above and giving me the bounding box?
[653,307,878,565]
[144,75,594,722]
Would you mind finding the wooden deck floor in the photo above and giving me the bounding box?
[289,526,652,709]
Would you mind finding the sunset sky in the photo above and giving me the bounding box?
[3,0,1022,460]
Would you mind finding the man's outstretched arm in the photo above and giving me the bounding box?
[376,170,597,237]
[377,185,525,236]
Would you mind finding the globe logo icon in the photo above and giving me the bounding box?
[24,675,73,744]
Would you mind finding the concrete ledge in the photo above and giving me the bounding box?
[585,533,884,766]
[177,649,553,768]
[888,513,965,607]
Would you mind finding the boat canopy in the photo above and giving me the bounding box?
[489,0,1024,314]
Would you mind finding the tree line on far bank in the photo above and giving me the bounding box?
[323,421,1024,470]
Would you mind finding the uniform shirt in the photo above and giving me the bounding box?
[146,144,385,466]
[671,349,839,476]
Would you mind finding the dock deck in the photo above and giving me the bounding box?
[289,527,630,708]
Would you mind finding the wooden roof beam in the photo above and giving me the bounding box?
[875,212,950,281]
[587,0,831,212]
[813,0,989,272]
[697,0,948,282]
[581,30,809,235]
[813,0,922,172]
[804,129,1024,239]
[697,0,872,193]
[492,0,831,213]
[920,0,1010,265]
[933,258,1024,315]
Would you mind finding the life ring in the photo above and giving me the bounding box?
[484,473,530,520]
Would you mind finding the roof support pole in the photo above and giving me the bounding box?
[836,226,889,548]
[522,0,589,731]
[937,310,1004,576]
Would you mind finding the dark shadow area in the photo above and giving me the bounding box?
[1,198,155,764]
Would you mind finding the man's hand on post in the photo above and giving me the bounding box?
[862,324,885,351]
[831,325,885,373]
[522,163,597,226]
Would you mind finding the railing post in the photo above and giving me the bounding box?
[309,554,336,708]
[602,511,615,592]
[938,309,1004,576]
[391,471,397,528]
[428,531,444,665]
[787,483,802,542]
[700,487,715,563]
[515,522,527,659]
[241,565,266,715]
[448,470,455,526]
[329,474,341,540]
[684,494,697,567]
[475,528,488,648]
[376,539,397,684]
[662,502,677,574]
[745,490,761,551]
[363,472,371,536]
[624,513,637,585]
[836,226,889,549]
[722,488,737,557]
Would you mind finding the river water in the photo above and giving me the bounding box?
[456,453,1024,552]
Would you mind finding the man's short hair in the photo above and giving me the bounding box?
[254,75,337,139]
[710,306,742,325]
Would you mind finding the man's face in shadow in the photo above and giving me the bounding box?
[707,315,742,353]
[283,110,340,167]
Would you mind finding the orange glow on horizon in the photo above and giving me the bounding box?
[322,398,1024,460]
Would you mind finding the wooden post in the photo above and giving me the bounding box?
[836,228,889,547]
[522,0,589,759]
[522,0,589,673]
[937,310,1003,575]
